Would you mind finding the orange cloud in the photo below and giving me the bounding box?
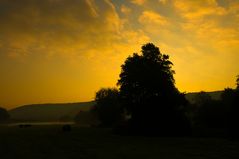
[173,0,226,20]
[121,5,132,15]
[139,11,169,26]
[158,0,167,5]
[130,0,147,5]
[86,0,99,17]
[0,0,123,59]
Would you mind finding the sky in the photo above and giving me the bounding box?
[0,0,239,109]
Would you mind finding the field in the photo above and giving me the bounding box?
[0,125,239,159]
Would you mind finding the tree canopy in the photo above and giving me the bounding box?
[118,43,186,111]
[94,88,122,127]
[117,43,190,135]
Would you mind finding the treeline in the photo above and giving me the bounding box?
[189,88,239,137]
[74,43,239,138]
[75,43,239,138]
[1,43,237,138]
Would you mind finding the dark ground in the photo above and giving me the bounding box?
[0,125,239,159]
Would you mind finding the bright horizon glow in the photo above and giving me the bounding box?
[0,0,239,109]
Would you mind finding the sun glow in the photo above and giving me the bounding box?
[0,0,239,108]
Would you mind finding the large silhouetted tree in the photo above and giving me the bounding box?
[94,88,122,127]
[117,43,190,136]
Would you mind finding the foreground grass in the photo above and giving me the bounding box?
[0,125,239,159]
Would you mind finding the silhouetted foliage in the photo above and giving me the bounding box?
[94,88,122,127]
[19,124,32,128]
[232,90,239,138]
[236,75,239,90]
[188,76,239,138]
[225,76,239,138]
[221,88,235,106]
[74,110,99,126]
[193,92,227,129]
[0,107,10,122]
[59,115,71,122]
[117,43,191,136]
[62,124,71,132]
[193,91,212,106]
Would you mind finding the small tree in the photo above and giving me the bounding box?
[227,76,239,138]
[74,110,99,126]
[94,88,122,127]
[236,75,239,90]
[193,91,212,106]
[194,92,227,128]
[221,88,235,105]
[0,107,10,122]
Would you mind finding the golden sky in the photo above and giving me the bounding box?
[0,0,239,109]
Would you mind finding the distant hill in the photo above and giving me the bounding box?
[8,91,224,122]
[185,90,223,104]
[9,101,95,122]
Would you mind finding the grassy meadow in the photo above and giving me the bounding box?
[0,124,239,159]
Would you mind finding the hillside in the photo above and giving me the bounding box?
[8,91,224,122]
[185,90,223,104]
[9,101,95,122]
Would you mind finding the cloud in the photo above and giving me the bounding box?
[166,0,239,55]
[130,0,147,5]
[0,0,125,60]
[158,0,167,4]
[139,10,169,26]
[0,0,153,62]
[173,0,227,20]
[86,0,99,17]
[121,4,132,15]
